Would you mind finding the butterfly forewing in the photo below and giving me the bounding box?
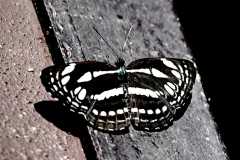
[41,61,130,131]
[126,58,196,131]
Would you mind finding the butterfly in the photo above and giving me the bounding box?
[41,56,196,132]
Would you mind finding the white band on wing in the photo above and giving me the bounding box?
[126,68,168,78]
[92,87,124,101]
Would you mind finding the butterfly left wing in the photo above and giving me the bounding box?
[126,58,196,131]
[41,61,130,132]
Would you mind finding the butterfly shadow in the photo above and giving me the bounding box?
[34,100,97,160]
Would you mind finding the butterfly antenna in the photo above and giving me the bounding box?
[122,25,133,53]
[78,37,87,61]
[92,26,120,60]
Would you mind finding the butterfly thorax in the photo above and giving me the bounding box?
[117,66,127,82]
[115,58,127,82]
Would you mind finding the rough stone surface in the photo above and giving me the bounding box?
[37,0,229,160]
[0,0,85,160]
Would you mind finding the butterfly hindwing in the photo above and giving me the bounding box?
[126,58,196,131]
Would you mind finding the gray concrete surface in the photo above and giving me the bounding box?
[0,0,85,159]
[39,0,228,160]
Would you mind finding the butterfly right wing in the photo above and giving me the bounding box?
[41,61,130,132]
[126,58,196,131]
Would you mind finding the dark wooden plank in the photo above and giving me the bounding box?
[40,0,228,159]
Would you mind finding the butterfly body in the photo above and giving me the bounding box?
[41,57,196,132]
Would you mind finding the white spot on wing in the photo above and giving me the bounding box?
[71,104,77,109]
[177,96,181,102]
[117,120,127,123]
[63,86,68,92]
[186,77,189,83]
[74,86,82,95]
[50,77,54,83]
[72,101,79,107]
[70,91,74,97]
[56,72,59,79]
[155,127,160,130]
[61,63,76,76]
[162,58,178,70]
[61,75,70,85]
[109,111,115,116]
[92,109,98,115]
[119,127,126,130]
[131,108,138,113]
[139,109,146,114]
[97,126,104,130]
[181,90,185,96]
[53,85,58,91]
[81,105,88,110]
[70,109,75,112]
[179,80,182,86]
[140,119,148,122]
[150,119,157,123]
[185,70,189,76]
[179,65,184,74]
[162,106,167,112]
[147,109,154,115]
[167,82,176,90]
[123,107,128,113]
[57,81,61,87]
[78,89,86,100]
[164,84,175,96]
[100,111,107,116]
[67,96,71,102]
[170,101,176,105]
[171,70,181,79]
[117,109,124,114]
[77,72,92,83]
[159,90,164,95]
[151,68,168,78]
[155,108,161,114]
[155,91,160,97]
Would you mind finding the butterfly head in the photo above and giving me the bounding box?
[115,57,125,68]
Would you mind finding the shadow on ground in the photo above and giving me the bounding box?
[34,101,89,136]
[34,101,97,160]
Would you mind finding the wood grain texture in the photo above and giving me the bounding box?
[38,0,228,159]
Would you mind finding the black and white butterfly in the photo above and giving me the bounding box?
[41,56,196,132]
